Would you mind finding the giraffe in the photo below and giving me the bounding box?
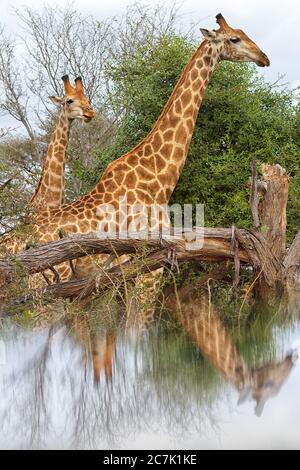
[30,75,95,213]
[68,317,117,384]
[4,14,270,303]
[167,285,297,416]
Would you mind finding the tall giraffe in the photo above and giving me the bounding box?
[3,14,270,297]
[32,14,269,250]
[167,286,297,416]
[30,75,95,213]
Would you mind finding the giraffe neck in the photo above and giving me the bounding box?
[30,109,71,212]
[173,291,249,391]
[91,40,222,203]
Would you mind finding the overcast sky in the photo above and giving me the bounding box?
[2,0,299,88]
[1,0,299,131]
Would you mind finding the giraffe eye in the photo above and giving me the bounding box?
[230,37,241,44]
[66,99,74,105]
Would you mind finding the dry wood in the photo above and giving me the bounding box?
[0,163,295,302]
[0,228,251,279]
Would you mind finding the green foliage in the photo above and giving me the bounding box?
[92,35,194,181]
[96,34,300,241]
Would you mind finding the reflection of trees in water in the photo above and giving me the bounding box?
[0,289,298,449]
[0,321,224,448]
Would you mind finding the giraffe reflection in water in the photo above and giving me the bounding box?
[67,317,117,384]
[165,286,298,416]
[67,285,297,416]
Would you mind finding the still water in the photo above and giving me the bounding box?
[0,289,300,450]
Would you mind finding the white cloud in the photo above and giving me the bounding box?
[2,0,299,87]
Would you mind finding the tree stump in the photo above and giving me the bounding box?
[250,163,289,301]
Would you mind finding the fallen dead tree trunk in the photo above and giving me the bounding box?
[0,227,280,301]
[0,228,251,278]
[0,162,299,303]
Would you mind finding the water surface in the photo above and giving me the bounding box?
[0,290,299,450]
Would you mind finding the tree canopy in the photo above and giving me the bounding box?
[0,4,299,240]
[101,33,300,240]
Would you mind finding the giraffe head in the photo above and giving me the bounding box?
[49,75,95,123]
[200,13,270,67]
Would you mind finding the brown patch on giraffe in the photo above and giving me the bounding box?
[152,133,163,152]
[175,123,187,145]
[69,207,79,215]
[95,183,105,194]
[49,161,58,172]
[114,170,125,185]
[200,68,208,80]
[186,118,194,133]
[174,99,182,115]
[86,209,95,219]
[136,189,153,205]
[155,154,167,173]
[104,179,118,192]
[127,191,136,205]
[90,220,98,231]
[136,165,155,180]
[158,173,168,186]
[184,104,195,118]
[140,155,155,168]
[50,175,62,187]
[156,189,166,204]
[168,112,180,128]
[192,79,202,92]
[160,143,173,158]
[172,147,184,163]
[183,78,191,89]
[117,162,131,172]
[147,180,161,194]
[126,154,139,167]
[103,193,113,204]
[203,55,211,66]
[181,90,192,109]
[79,220,90,231]
[163,129,174,141]
[165,187,173,200]
[50,208,61,217]
[66,224,77,233]
[137,181,150,193]
[191,69,198,81]
[144,144,152,157]
[124,170,137,189]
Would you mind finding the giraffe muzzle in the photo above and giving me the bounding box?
[256,51,270,67]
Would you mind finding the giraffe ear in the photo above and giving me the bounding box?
[49,96,63,106]
[200,28,217,40]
